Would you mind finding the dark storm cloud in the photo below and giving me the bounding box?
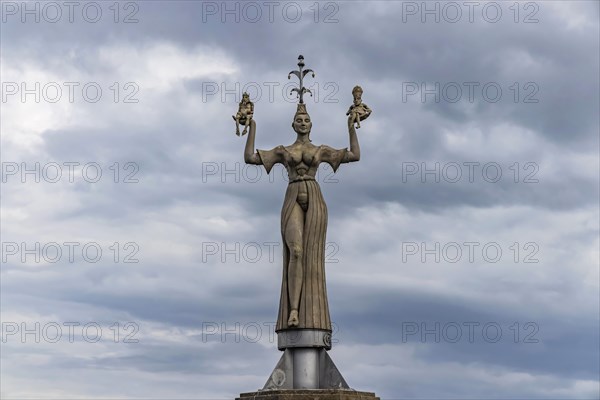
[327,285,600,379]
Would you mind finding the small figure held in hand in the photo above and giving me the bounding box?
[232,92,254,136]
[346,85,372,129]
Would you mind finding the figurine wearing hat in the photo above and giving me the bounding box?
[346,85,371,129]
[232,92,254,136]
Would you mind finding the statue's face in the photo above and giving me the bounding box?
[242,94,249,103]
[293,113,312,135]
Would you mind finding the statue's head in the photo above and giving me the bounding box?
[292,103,312,139]
[352,85,363,104]
[292,112,312,136]
[241,92,250,103]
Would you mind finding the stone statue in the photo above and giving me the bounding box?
[237,56,377,396]
[346,85,372,129]
[243,58,361,333]
[232,92,254,136]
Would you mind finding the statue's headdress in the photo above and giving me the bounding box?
[289,55,315,117]
[352,85,363,97]
[295,103,307,116]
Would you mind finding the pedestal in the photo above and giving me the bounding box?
[262,347,348,390]
[236,329,379,399]
[236,389,380,400]
[261,330,347,390]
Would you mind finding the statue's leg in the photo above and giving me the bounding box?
[284,202,304,327]
[235,117,241,136]
[242,117,249,136]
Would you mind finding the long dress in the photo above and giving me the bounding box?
[257,144,347,333]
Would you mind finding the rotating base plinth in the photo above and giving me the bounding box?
[262,347,348,390]
[264,330,346,390]
[236,329,379,399]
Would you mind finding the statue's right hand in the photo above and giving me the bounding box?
[347,115,354,127]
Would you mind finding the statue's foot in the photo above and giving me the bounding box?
[242,128,248,136]
[356,123,361,129]
[236,129,240,136]
[288,309,299,327]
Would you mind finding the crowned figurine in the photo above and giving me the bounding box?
[232,92,254,136]
[346,85,372,129]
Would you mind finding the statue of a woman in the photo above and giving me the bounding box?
[243,104,360,333]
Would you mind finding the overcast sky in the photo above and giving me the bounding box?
[1,1,599,399]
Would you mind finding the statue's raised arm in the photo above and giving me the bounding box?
[243,119,261,165]
[243,119,287,174]
[343,114,361,163]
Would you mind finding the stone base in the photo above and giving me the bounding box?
[236,389,380,400]
[263,348,348,390]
